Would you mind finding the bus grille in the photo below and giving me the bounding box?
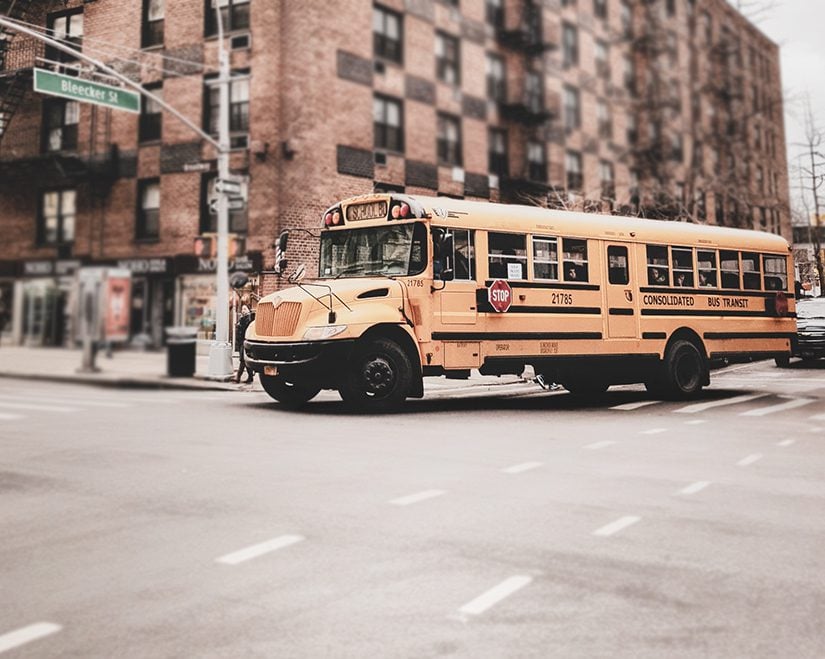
[255,301,302,337]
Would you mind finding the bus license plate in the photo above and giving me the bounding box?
[264,366,278,376]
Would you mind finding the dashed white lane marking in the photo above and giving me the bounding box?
[216,535,305,565]
[740,397,815,417]
[679,481,711,495]
[610,400,660,411]
[675,393,768,414]
[0,394,130,409]
[501,462,543,474]
[593,515,641,537]
[457,576,533,617]
[0,401,78,413]
[737,453,763,467]
[389,489,447,506]
[777,439,796,447]
[810,413,825,422]
[684,419,707,425]
[0,622,62,654]
[640,428,667,435]
[0,412,24,421]
[584,440,615,450]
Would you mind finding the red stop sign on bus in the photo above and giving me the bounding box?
[488,279,512,313]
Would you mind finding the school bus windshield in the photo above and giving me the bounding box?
[318,222,428,278]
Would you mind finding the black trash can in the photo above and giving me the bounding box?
[165,326,198,377]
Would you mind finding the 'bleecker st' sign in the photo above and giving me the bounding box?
[34,68,141,114]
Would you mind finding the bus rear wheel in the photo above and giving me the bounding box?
[260,374,321,408]
[659,339,706,399]
[339,337,413,412]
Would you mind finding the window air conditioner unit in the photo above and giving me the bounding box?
[230,33,251,50]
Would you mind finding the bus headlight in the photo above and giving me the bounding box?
[303,325,347,341]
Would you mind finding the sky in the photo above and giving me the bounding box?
[756,0,825,219]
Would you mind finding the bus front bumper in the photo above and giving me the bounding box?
[243,338,356,376]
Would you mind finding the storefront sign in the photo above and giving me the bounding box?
[22,260,82,277]
[117,258,170,274]
[104,270,132,342]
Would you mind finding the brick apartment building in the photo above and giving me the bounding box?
[0,0,790,347]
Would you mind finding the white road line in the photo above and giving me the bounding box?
[216,535,304,565]
[610,400,660,411]
[679,481,711,495]
[457,576,533,617]
[740,397,815,417]
[583,440,616,450]
[737,453,763,467]
[593,515,641,537]
[501,461,543,474]
[675,393,768,414]
[777,439,796,447]
[0,401,78,413]
[640,428,667,435]
[0,412,24,421]
[684,419,707,425]
[0,623,61,654]
[0,394,130,409]
[810,413,825,422]
[389,489,447,506]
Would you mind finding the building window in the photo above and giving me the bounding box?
[565,150,583,191]
[489,128,508,177]
[599,160,614,199]
[373,94,403,153]
[205,0,250,36]
[39,190,76,245]
[139,84,162,142]
[437,113,462,166]
[201,173,248,233]
[525,71,543,113]
[436,32,460,85]
[562,23,578,68]
[43,99,79,152]
[595,40,609,78]
[666,0,676,17]
[670,133,683,161]
[527,141,546,182]
[626,113,637,144]
[563,85,580,131]
[620,1,632,37]
[485,0,503,27]
[204,71,249,149]
[374,5,402,63]
[137,179,160,240]
[623,55,635,92]
[47,9,83,63]
[142,0,164,48]
[701,11,712,42]
[593,0,607,20]
[596,99,611,139]
[486,53,506,102]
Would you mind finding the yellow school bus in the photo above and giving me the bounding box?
[244,194,795,410]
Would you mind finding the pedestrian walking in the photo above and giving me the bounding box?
[235,298,255,384]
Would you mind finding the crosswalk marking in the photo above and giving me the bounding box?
[216,535,305,565]
[675,394,768,414]
[0,401,79,413]
[593,516,641,537]
[679,481,711,495]
[0,623,61,654]
[389,489,446,506]
[0,394,130,409]
[457,576,533,617]
[810,413,825,422]
[740,397,815,417]
[737,453,763,467]
[502,462,543,474]
[0,412,24,421]
[584,440,615,450]
[610,400,660,411]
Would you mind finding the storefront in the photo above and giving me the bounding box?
[12,259,82,347]
[114,258,175,349]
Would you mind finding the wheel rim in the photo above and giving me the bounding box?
[674,350,700,391]
[361,355,396,398]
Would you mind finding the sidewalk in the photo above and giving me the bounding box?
[0,345,529,392]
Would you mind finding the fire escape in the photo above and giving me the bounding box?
[492,0,558,202]
[0,0,34,143]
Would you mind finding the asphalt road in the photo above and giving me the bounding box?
[1,360,824,658]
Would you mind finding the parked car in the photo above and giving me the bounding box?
[776,297,825,367]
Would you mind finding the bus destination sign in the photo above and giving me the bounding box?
[346,201,388,222]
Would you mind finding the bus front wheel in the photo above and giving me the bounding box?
[659,339,706,399]
[260,374,321,408]
[339,337,413,411]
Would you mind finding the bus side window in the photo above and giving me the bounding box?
[607,246,629,285]
[453,229,475,280]
[697,250,718,287]
[562,238,588,282]
[742,251,761,290]
[533,236,559,280]
[763,254,788,291]
[720,250,740,289]
[489,232,527,280]
[672,247,694,287]
[409,222,428,275]
[646,245,670,286]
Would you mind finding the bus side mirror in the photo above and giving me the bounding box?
[289,264,306,283]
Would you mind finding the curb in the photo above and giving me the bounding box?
[0,371,237,392]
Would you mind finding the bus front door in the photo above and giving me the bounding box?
[604,244,637,338]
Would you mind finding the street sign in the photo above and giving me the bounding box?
[227,197,246,211]
[215,178,242,195]
[33,68,140,114]
[488,279,512,313]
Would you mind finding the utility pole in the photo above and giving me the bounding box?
[205,4,234,380]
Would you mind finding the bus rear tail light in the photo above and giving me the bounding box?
[324,212,333,226]
[390,202,411,219]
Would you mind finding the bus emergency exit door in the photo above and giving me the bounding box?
[605,244,637,338]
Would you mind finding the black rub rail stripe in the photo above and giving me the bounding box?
[639,286,787,299]
[640,309,773,318]
[476,305,602,315]
[703,332,796,340]
[642,332,667,339]
[483,280,600,291]
[608,308,634,316]
[432,332,603,341]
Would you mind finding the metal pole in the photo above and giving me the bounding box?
[205,2,234,379]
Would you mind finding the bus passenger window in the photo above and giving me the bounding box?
[562,238,588,282]
[763,255,788,291]
[489,232,527,280]
[453,229,475,280]
[697,250,718,287]
[409,222,428,275]
[607,246,629,285]
[672,247,694,287]
[720,250,741,289]
[742,251,761,290]
[533,237,559,280]
[646,245,670,286]
[433,228,475,281]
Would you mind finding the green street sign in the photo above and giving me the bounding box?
[33,68,141,114]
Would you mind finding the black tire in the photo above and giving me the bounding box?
[339,337,413,411]
[260,374,320,408]
[774,355,791,368]
[661,339,706,399]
